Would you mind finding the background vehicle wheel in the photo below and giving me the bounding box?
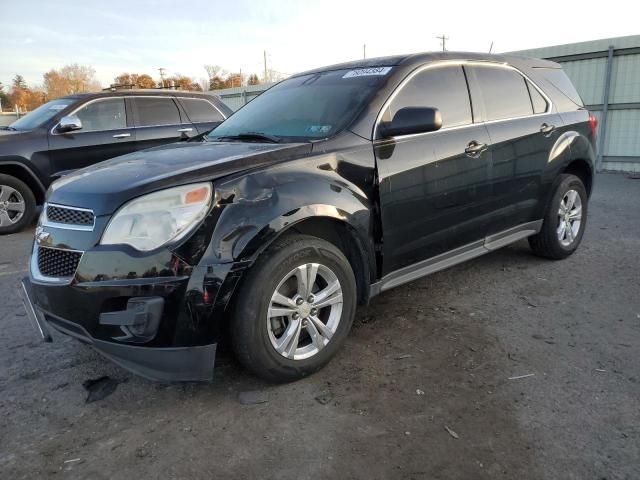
[231,233,357,382]
[529,174,588,259]
[0,174,36,235]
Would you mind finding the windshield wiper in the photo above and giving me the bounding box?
[213,132,282,143]
[0,126,17,131]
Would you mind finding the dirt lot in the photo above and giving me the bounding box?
[1,173,638,480]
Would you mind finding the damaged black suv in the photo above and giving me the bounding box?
[21,52,596,382]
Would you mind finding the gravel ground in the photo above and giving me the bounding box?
[1,173,638,480]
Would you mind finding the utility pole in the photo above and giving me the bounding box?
[363,44,366,59]
[263,50,268,83]
[239,68,243,87]
[158,67,167,88]
[436,34,449,52]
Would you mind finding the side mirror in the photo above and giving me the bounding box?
[380,107,442,138]
[56,115,83,133]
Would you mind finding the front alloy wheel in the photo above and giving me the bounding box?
[267,263,343,360]
[231,234,357,382]
[0,174,36,235]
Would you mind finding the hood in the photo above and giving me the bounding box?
[48,140,312,215]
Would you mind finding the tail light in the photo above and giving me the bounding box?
[588,113,598,140]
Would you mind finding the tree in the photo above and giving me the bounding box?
[0,82,10,111]
[8,76,46,112]
[43,64,100,99]
[12,75,27,90]
[223,73,243,89]
[247,74,260,86]
[114,73,157,89]
[204,65,228,90]
[166,75,202,91]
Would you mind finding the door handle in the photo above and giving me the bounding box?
[112,133,131,139]
[465,140,488,157]
[177,127,193,133]
[540,123,555,135]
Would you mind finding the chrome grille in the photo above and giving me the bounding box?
[46,205,94,227]
[37,247,82,278]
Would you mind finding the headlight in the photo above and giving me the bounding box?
[101,183,213,251]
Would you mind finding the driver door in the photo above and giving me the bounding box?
[375,65,492,274]
[47,97,136,180]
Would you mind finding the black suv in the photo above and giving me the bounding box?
[21,52,596,382]
[0,90,231,233]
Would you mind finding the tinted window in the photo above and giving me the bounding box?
[135,97,181,126]
[386,66,472,127]
[74,98,127,132]
[526,80,548,114]
[181,98,224,123]
[474,67,533,121]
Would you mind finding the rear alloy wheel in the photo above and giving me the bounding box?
[0,175,36,235]
[231,234,356,382]
[529,174,588,259]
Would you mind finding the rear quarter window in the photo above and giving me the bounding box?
[181,98,225,123]
[540,69,585,111]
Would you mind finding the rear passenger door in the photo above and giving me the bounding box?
[131,96,192,151]
[468,65,562,233]
[177,97,226,134]
[376,65,493,274]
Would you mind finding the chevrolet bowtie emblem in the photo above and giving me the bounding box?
[35,227,50,245]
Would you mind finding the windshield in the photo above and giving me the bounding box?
[9,98,74,130]
[207,67,393,142]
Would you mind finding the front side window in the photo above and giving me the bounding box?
[134,97,181,126]
[74,98,127,132]
[181,98,224,123]
[473,66,533,121]
[208,67,392,141]
[384,65,473,128]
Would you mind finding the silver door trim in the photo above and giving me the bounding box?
[370,220,543,295]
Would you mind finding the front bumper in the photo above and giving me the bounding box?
[21,277,217,381]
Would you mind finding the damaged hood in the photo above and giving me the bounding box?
[47,141,312,215]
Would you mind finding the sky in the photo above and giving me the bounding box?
[1,0,637,89]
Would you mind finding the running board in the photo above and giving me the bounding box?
[371,220,542,295]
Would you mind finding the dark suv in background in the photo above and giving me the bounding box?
[21,52,596,383]
[0,91,231,233]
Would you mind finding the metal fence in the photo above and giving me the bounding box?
[205,82,274,111]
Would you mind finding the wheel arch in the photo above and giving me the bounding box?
[562,158,593,197]
[0,160,46,204]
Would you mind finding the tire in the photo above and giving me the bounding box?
[0,174,36,235]
[230,233,357,382]
[529,174,588,259]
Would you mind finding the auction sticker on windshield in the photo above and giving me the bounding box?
[343,67,392,78]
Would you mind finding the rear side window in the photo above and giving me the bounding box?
[473,66,533,121]
[74,98,127,132]
[181,98,224,123]
[386,65,472,128]
[526,80,548,114]
[134,97,181,126]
